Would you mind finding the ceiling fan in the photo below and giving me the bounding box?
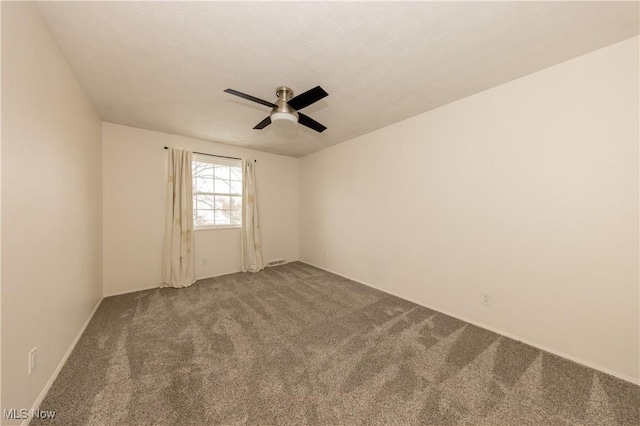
[224,86,328,133]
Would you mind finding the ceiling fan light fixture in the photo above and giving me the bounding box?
[270,112,298,129]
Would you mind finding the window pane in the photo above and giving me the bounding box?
[230,167,242,181]
[230,180,242,194]
[231,196,242,209]
[192,160,243,229]
[230,209,241,225]
[195,177,213,193]
[215,195,231,209]
[193,162,213,178]
[215,210,231,226]
[214,165,229,180]
[195,210,214,227]
[195,194,214,209]
[215,179,230,194]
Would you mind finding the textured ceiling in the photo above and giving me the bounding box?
[35,1,639,157]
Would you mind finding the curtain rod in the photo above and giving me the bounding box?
[164,146,256,162]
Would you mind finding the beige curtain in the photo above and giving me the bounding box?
[162,148,196,288]
[241,159,264,272]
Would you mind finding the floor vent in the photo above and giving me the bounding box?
[267,260,287,267]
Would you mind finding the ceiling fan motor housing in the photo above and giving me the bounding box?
[273,86,299,119]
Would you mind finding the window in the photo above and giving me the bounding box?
[192,155,242,229]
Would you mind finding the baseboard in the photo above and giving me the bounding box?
[196,261,295,281]
[22,297,103,425]
[103,284,159,298]
[300,260,640,386]
[104,262,297,299]
[103,271,242,298]
[195,269,242,281]
[197,260,295,280]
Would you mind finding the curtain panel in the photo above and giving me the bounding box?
[241,159,265,272]
[162,148,196,288]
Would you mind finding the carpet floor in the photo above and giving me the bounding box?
[35,262,639,425]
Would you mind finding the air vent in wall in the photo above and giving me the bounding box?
[267,260,287,267]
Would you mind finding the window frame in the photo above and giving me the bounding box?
[192,154,243,231]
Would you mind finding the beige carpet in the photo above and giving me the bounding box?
[35,262,639,425]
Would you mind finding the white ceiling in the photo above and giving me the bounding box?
[35,1,638,158]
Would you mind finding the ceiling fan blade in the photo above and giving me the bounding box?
[224,88,276,108]
[253,116,272,129]
[298,113,327,133]
[288,86,328,111]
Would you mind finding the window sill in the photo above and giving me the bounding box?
[195,225,241,231]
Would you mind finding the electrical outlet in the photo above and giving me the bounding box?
[480,292,492,306]
[29,347,38,375]
[202,258,208,265]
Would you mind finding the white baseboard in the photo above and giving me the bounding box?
[23,297,103,425]
[104,271,246,298]
[301,260,639,386]
[104,262,299,299]
[196,260,295,280]
[104,271,242,298]
[103,284,160,298]
[195,269,242,281]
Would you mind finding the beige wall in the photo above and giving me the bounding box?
[1,2,103,421]
[102,123,299,296]
[300,37,639,382]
